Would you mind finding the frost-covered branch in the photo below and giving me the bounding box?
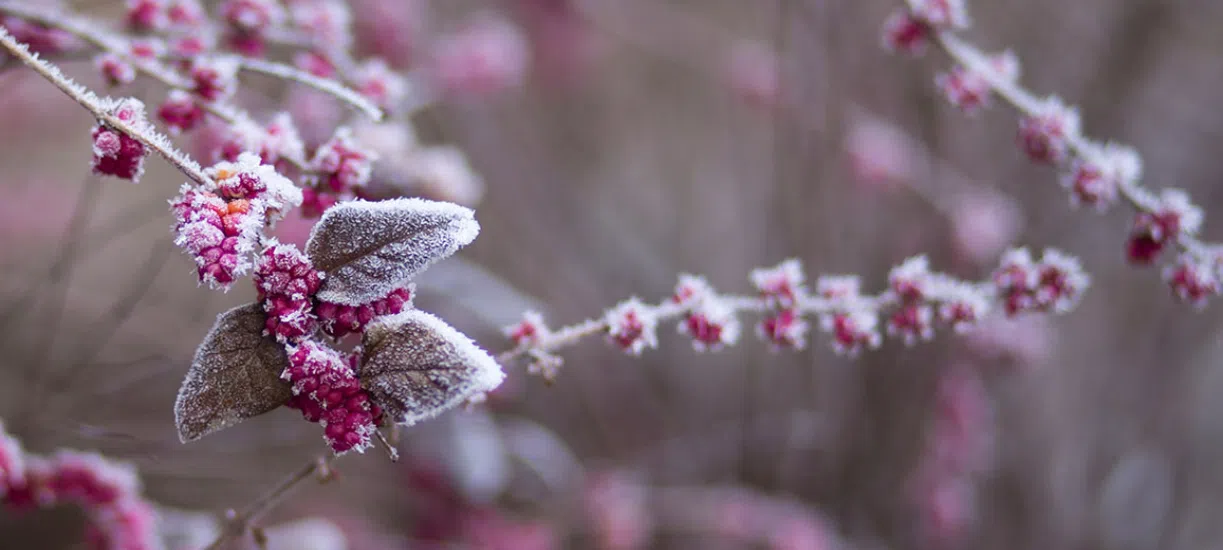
[498,250,1089,381]
[884,0,1220,306]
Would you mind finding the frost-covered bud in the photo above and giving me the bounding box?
[821,308,880,356]
[220,0,284,34]
[170,34,211,59]
[759,309,809,351]
[262,112,306,166]
[91,99,149,182]
[353,59,408,111]
[992,248,1038,315]
[1163,254,1220,308]
[128,38,165,61]
[671,273,716,306]
[1031,249,1089,313]
[95,53,136,87]
[680,298,741,352]
[301,186,339,218]
[431,15,530,97]
[157,90,205,134]
[887,303,935,345]
[604,298,658,355]
[1017,96,1081,164]
[934,51,1018,114]
[910,0,970,29]
[167,0,205,28]
[311,127,377,193]
[1061,144,1141,210]
[189,57,239,102]
[816,275,862,301]
[881,10,931,55]
[126,0,167,31]
[751,259,806,309]
[282,341,381,454]
[315,286,413,339]
[1127,189,1201,264]
[889,255,934,301]
[254,242,322,300]
[504,310,549,347]
[45,451,140,507]
[290,0,353,51]
[0,423,24,495]
[936,283,990,332]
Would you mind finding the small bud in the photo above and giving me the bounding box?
[1163,253,1220,308]
[934,51,1018,114]
[1061,143,1141,211]
[189,56,240,102]
[94,53,136,87]
[820,308,880,356]
[604,298,658,355]
[504,310,549,347]
[1017,96,1081,164]
[760,309,810,351]
[751,259,806,309]
[1126,189,1201,265]
[157,89,205,134]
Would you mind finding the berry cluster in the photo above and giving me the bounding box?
[254,242,323,342]
[171,152,302,288]
[282,341,383,454]
[315,286,413,339]
[302,127,377,217]
[0,423,160,550]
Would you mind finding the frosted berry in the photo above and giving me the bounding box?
[316,286,413,339]
[91,99,149,182]
[504,310,549,347]
[934,51,1018,114]
[189,57,239,102]
[759,309,810,351]
[1163,253,1220,308]
[679,297,741,352]
[95,53,136,87]
[1017,96,1081,164]
[751,259,806,309]
[604,298,658,355]
[157,89,205,134]
[1060,144,1141,211]
[126,0,167,31]
[820,308,880,355]
[311,127,377,193]
[1127,189,1201,265]
[353,59,407,111]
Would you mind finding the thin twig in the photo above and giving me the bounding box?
[203,456,336,550]
[237,57,383,121]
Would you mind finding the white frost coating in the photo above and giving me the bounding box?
[361,309,505,427]
[306,197,479,305]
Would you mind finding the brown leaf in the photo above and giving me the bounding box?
[359,310,504,426]
[305,198,479,305]
[175,303,292,443]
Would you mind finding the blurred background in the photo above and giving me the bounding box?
[4,0,1223,548]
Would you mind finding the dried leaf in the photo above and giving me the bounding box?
[175,303,292,443]
[359,310,505,426]
[305,198,479,305]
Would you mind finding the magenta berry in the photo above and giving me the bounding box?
[504,310,548,347]
[95,53,136,87]
[316,286,414,339]
[1164,254,1221,308]
[311,127,377,193]
[157,89,205,134]
[189,56,239,102]
[751,259,805,309]
[1126,189,1201,265]
[90,99,149,182]
[126,0,167,31]
[604,298,658,355]
[760,309,810,351]
[1016,96,1081,164]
